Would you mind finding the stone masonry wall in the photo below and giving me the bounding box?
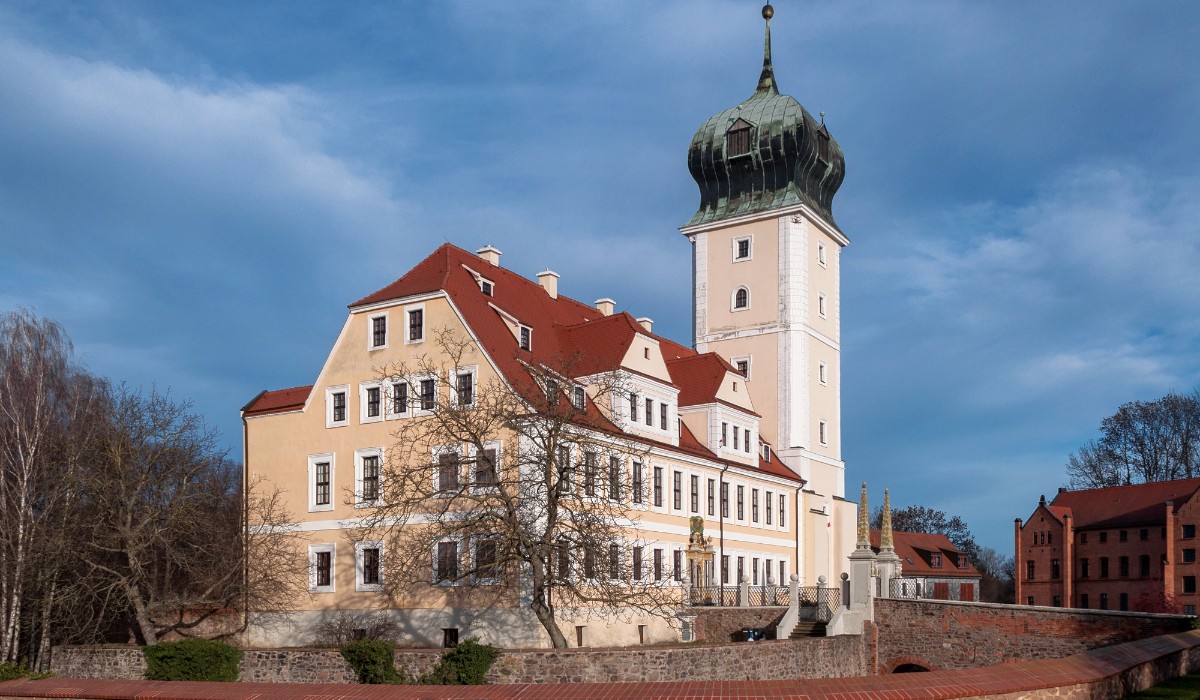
[691,606,787,642]
[50,646,146,680]
[875,597,1193,672]
[487,635,867,683]
[54,633,867,685]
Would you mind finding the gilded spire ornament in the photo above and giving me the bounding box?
[857,480,869,548]
[881,488,894,550]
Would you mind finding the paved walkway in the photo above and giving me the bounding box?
[2,631,1197,700]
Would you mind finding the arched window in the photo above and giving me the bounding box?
[733,287,749,310]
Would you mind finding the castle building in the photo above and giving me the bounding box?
[1015,479,1200,614]
[242,4,856,648]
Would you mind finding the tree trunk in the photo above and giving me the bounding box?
[126,583,157,646]
[529,580,568,648]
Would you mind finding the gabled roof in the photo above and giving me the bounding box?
[666,354,759,417]
[1048,479,1200,530]
[870,530,980,579]
[245,242,802,482]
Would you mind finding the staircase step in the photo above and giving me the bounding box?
[789,622,827,638]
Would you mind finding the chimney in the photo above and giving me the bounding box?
[476,245,502,266]
[637,317,653,332]
[595,298,615,316]
[537,270,560,299]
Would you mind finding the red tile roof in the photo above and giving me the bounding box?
[1048,479,1200,530]
[246,243,801,481]
[871,529,981,578]
[242,385,311,416]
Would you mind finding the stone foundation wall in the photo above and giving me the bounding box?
[875,597,1194,672]
[53,633,867,684]
[691,606,786,642]
[50,646,146,680]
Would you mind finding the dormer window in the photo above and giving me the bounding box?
[480,280,493,296]
[726,118,753,158]
[519,325,532,351]
[572,386,586,411]
[761,444,771,462]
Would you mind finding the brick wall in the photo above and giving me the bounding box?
[691,606,786,642]
[875,597,1193,672]
[53,633,868,684]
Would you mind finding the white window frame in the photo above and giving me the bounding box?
[450,365,478,408]
[414,373,438,415]
[519,324,532,351]
[732,235,753,262]
[355,540,384,592]
[606,453,624,503]
[731,286,750,311]
[469,440,502,490]
[651,464,667,514]
[671,469,684,513]
[432,446,461,496]
[309,543,336,593]
[818,292,827,318]
[387,379,410,420]
[405,303,426,345]
[325,385,350,428]
[819,420,828,446]
[572,385,587,411]
[471,535,501,585]
[359,381,384,424]
[819,362,828,386]
[733,356,751,380]
[354,447,384,507]
[817,241,827,267]
[433,537,462,586]
[367,312,389,351]
[671,545,686,585]
[307,452,335,513]
[735,483,746,524]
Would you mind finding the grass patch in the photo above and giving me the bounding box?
[1124,671,1200,698]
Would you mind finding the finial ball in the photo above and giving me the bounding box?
[762,4,774,20]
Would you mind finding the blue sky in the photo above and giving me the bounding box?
[2,1,1198,553]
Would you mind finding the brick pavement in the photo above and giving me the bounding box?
[3,630,1199,700]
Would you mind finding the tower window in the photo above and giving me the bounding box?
[733,287,749,310]
[733,236,752,261]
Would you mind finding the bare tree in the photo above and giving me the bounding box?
[973,546,1014,604]
[355,330,681,648]
[871,504,980,562]
[1067,391,1200,488]
[77,387,244,645]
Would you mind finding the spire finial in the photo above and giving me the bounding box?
[755,4,780,96]
[881,488,894,551]
[856,481,870,548]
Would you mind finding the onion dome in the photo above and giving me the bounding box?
[685,4,845,231]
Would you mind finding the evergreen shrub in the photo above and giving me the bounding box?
[340,639,404,684]
[420,639,499,685]
[143,639,241,681]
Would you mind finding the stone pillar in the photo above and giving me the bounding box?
[848,481,876,616]
[789,573,800,609]
[875,488,902,598]
[740,575,750,607]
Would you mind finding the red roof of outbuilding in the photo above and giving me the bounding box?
[242,385,311,416]
[1048,479,1200,530]
[870,530,981,578]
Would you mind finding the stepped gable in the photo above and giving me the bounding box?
[1050,478,1200,529]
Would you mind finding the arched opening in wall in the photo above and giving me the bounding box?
[892,663,931,673]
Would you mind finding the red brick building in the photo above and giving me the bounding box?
[1015,479,1200,614]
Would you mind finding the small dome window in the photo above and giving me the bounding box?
[726,118,753,158]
